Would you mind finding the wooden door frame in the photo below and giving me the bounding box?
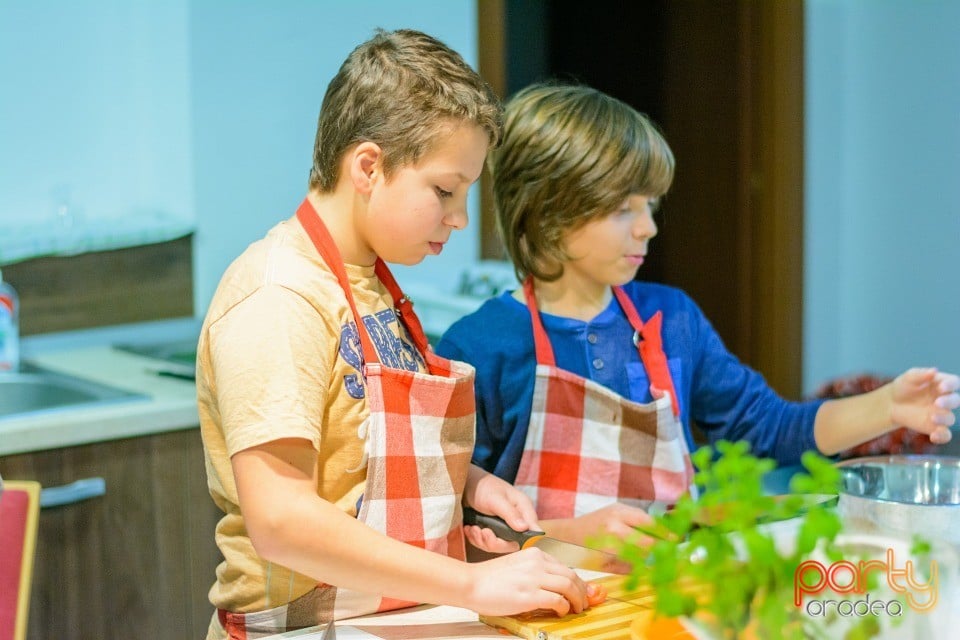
[737,0,804,398]
[476,0,507,261]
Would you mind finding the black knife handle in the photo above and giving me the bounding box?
[462,506,545,547]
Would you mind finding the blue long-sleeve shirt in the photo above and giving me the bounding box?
[436,281,822,483]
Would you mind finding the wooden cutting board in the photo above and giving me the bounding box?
[479,575,697,640]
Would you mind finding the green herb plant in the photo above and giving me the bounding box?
[606,440,872,640]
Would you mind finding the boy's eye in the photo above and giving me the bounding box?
[621,199,660,216]
[435,186,453,199]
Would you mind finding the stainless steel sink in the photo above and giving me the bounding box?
[0,362,147,420]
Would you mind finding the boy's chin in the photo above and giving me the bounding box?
[613,269,640,287]
[373,245,428,266]
[385,253,427,266]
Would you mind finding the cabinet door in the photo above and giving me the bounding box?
[0,429,222,640]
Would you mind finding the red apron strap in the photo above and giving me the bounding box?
[296,199,379,364]
[522,277,557,367]
[373,260,431,356]
[612,287,681,418]
[296,198,431,363]
[524,280,679,416]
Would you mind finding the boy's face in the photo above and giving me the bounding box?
[361,123,489,265]
[558,194,659,290]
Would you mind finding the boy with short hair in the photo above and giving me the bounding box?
[198,31,590,640]
[436,82,960,546]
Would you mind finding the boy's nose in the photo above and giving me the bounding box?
[634,211,657,239]
[445,206,468,230]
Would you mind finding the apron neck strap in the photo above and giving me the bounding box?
[613,287,680,417]
[295,198,430,364]
[522,277,557,367]
[525,280,649,366]
[612,286,647,336]
[372,260,431,356]
[524,278,681,417]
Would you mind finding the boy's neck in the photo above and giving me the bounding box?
[523,277,613,322]
[304,189,377,266]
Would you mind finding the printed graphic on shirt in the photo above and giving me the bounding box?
[339,308,426,398]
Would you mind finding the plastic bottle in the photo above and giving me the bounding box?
[0,267,20,371]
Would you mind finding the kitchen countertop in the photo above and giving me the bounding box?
[254,523,802,639]
[262,570,612,640]
[259,513,960,640]
[253,524,789,640]
[265,603,513,639]
[1,326,200,457]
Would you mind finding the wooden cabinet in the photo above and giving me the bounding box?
[0,428,222,640]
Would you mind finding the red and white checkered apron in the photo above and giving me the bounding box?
[216,200,475,639]
[514,277,696,520]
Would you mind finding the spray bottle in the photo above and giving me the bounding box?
[0,268,20,371]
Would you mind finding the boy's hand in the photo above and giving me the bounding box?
[464,548,590,617]
[463,465,540,553]
[889,368,960,444]
[541,503,653,547]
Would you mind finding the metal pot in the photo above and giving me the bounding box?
[836,455,960,547]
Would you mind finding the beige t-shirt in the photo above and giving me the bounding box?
[197,215,427,617]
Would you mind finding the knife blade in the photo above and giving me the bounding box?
[462,507,629,574]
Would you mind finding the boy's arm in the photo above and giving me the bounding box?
[232,439,589,617]
[813,367,959,455]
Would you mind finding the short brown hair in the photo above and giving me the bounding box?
[309,29,501,192]
[491,83,675,282]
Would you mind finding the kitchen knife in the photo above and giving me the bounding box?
[462,507,629,574]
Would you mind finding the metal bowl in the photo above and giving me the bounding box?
[836,455,960,546]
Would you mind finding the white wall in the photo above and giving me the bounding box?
[0,1,193,232]
[188,0,480,313]
[804,0,960,391]
[0,1,479,315]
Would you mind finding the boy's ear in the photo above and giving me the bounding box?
[350,142,383,195]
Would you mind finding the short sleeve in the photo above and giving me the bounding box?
[208,284,335,456]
